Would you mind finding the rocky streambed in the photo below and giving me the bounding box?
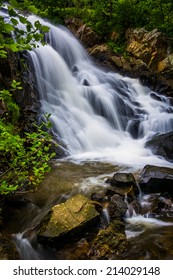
[1,162,173,260]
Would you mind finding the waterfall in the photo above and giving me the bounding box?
[1,8,172,167]
[27,16,173,168]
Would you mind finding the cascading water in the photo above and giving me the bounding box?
[1,8,173,259]
[27,15,173,168]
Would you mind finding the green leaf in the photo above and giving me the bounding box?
[11,18,19,26]
[0,49,7,58]
[34,20,41,29]
[41,25,49,33]
[3,23,15,33]
[19,16,28,25]
[5,43,18,52]
[8,7,17,17]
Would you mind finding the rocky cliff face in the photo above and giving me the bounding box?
[66,20,173,97]
[0,50,40,131]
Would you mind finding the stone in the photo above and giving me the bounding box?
[139,165,173,195]
[108,172,139,195]
[111,56,132,71]
[0,234,19,260]
[0,99,7,116]
[107,194,128,221]
[145,132,173,162]
[126,28,169,71]
[88,44,114,63]
[88,220,128,259]
[38,194,100,240]
[65,18,83,35]
[157,54,173,72]
[76,24,101,48]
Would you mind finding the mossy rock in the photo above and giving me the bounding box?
[38,194,99,239]
[88,220,128,259]
[0,234,19,260]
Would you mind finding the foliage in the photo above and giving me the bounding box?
[0,1,49,58]
[0,116,55,195]
[0,1,54,196]
[0,80,21,123]
[22,0,173,43]
[0,79,56,195]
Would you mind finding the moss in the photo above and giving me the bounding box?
[39,194,99,238]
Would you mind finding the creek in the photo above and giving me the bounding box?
[2,11,173,259]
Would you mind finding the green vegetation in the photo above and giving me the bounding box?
[0,0,55,196]
[8,0,172,53]
[0,80,55,195]
[18,0,173,39]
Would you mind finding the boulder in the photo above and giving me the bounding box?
[76,24,101,48]
[88,44,114,66]
[145,132,173,162]
[139,165,173,195]
[65,18,84,35]
[88,220,128,259]
[38,194,100,240]
[107,194,127,221]
[126,28,169,71]
[157,54,173,73]
[107,172,139,195]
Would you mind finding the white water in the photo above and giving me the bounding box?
[26,16,173,168]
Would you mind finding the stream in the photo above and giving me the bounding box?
[4,161,173,260]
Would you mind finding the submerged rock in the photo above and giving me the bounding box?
[88,220,128,260]
[139,165,173,195]
[38,194,100,240]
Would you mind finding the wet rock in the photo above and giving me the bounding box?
[88,220,128,259]
[0,234,19,259]
[145,132,173,162]
[88,44,114,65]
[38,194,100,240]
[107,194,127,221]
[90,193,106,203]
[107,172,139,195]
[139,165,173,195]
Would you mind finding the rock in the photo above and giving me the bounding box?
[157,54,173,72]
[0,99,7,117]
[126,28,169,71]
[140,193,173,216]
[76,24,101,48]
[88,44,114,65]
[65,18,83,35]
[139,165,173,195]
[38,194,100,240]
[145,132,173,162]
[107,172,139,195]
[88,220,128,259]
[111,55,132,72]
[0,234,19,259]
[107,194,128,221]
